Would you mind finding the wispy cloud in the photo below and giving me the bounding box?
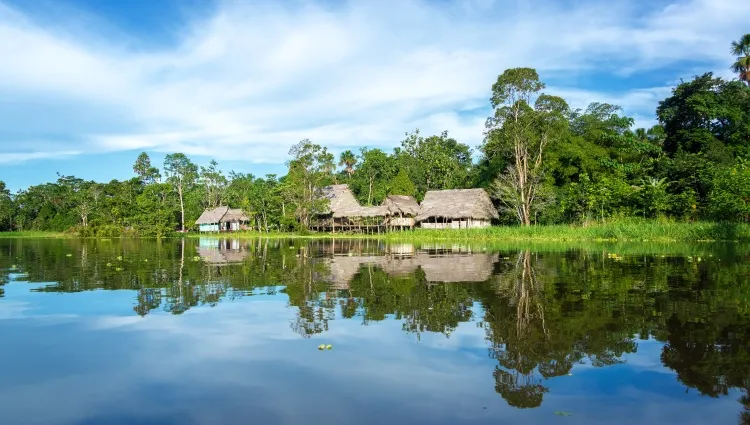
[0,0,747,165]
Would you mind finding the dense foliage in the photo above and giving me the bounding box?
[1,36,748,235]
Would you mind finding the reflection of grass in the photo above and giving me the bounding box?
[0,231,67,239]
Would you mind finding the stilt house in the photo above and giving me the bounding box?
[416,189,498,229]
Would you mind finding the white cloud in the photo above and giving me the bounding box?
[0,0,748,165]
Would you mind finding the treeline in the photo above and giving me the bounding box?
[1,35,748,236]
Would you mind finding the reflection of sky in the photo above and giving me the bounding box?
[0,282,742,425]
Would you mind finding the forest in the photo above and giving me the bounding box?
[1,35,748,236]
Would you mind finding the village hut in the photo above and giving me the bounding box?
[196,206,249,232]
[313,184,386,232]
[382,195,419,229]
[416,188,498,229]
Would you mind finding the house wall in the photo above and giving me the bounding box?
[388,217,415,227]
[419,218,491,229]
[199,224,219,232]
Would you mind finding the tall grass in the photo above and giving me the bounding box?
[0,231,67,239]
[193,220,750,242]
[6,220,750,242]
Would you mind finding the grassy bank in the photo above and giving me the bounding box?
[4,220,750,242]
[0,231,67,239]
[193,220,750,242]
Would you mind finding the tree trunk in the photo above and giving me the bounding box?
[178,185,185,232]
[368,177,373,205]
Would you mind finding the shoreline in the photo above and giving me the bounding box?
[2,221,750,243]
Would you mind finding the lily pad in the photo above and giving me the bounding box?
[318,344,326,350]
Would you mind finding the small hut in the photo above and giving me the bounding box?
[382,195,419,230]
[312,184,386,232]
[196,206,250,232]
[416,188,498,229]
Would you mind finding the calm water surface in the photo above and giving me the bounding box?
[0,238,749,425]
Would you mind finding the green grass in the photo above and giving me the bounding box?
[193,220,750,243]
[6,220,750,243]
[0,231,67,239]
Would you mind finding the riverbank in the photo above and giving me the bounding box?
[0,231,68,239]
[3,220,749,242]
[194,220,750,242]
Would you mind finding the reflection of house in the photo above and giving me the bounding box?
[196,206,250,232]
[382,195,419,229]
[317,250,498,289]
[197,238,250,265]
[312,185,386,232]
[416,189,498,229]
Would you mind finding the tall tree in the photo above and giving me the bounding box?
[338,150,357,179]
[199,159,227,209]
[388,168,416,197]
[281,140,334,228]
[484,68,569,225]
[133,152,161,184]
[396,129,472,198]
[353,148,394,205]
[0,181,14,231]
[731,33,750,85]
[164,153,198,232]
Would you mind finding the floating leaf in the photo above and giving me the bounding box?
[326,344,332,350]
[318,344,326,350]
[554,411,572,417]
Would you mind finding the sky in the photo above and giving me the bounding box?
[0,0,748,192]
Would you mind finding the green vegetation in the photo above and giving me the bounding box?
[189,220,750,242]
[1,35,748,237]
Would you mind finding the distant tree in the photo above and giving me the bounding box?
[353,148,394,205]
[484,68,569,225]
[0,181,14,231]
[731,33,750,85]
[199,159,228,209]
[338,150,357,179]
[164,153,198,232]
[133,152,161,184]
[388,168,416,197]
[281,140,334,228]
[396,129,472,198]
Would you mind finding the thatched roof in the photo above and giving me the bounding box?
[221,208,249,223]
[416,188,498,221]
[196,206,249,225]
[318,184,386,218]
[196,206,230,225]
[383,195,419,216]
[318,185,361,217]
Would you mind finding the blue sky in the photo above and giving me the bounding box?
[0,0,747,192]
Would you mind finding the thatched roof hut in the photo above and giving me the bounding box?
[220,208,250,223]
[196,206,249,232]
[383,195,419,216]
[416,189,498,228]
[318,184,362,218]
[317,184,387,218]
[196,206,230,225]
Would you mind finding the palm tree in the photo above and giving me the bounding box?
[730,33,750,85]
[338,150,357,178]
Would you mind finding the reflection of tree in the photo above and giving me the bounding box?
[6,237,750,419]
[484,251,551,408]
[134,288,161,316]
[740,387,750,425]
